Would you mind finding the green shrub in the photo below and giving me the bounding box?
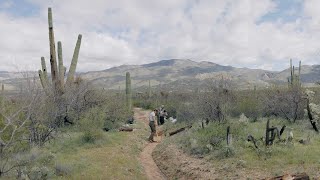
[133,99,153,110]
[55,163,72,176]
[81,130,103,143]
[78,107,104,143]
[235,95,262,120]
[217,145,235,158]
[103,95,132,130]
[28,166,50,180]
[179,121,245,158]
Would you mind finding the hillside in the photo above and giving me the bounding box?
[0,59,319,91]
[81,59,320,90]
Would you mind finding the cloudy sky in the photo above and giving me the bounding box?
[0,0,320,72]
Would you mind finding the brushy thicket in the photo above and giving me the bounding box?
[0,80,131,178]
[134,80,320,161]
[134,85,308,124]
[78,92,131,143]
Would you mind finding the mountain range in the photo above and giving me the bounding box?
[1,59,319,91]
[81,59,320,91]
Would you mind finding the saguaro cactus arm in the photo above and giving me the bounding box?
[39,70,51,95]
[38,70,46,89]
[41,57,50,86]
[66,34,82,85]
[57,41,65,90]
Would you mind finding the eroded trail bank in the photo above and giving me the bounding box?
[135,108,166,180]
[153,144,217,180]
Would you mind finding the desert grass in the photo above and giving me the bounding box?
[43,119,148,180]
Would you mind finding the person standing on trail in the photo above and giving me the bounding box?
[157,105,164,125]
[148,109,158,142]
[159,108,167,125]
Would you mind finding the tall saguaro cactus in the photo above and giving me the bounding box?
[126,72,132,111]
[38,7,82,95]
[48,8,61,94]
[288,59,301,88]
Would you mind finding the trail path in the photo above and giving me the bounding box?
[134,108,166,180]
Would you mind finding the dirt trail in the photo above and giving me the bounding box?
[134,108,166,180]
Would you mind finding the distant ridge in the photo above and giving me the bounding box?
[0,59,318,91]
[80,59,320,90]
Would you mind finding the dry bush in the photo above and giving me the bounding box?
[262,86,306,122]
[195,78,236,124]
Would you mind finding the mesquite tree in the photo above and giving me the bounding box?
[196,77,235,124]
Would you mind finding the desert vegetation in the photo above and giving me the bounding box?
[136,61,320,178]
[1,5,320,180]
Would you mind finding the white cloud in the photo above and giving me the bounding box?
[0,0,320,72]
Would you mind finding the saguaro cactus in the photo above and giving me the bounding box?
[290,59,293,84]
[38,7,82,95]
[1,84,4,110]
[126,72,132,111]
[298,60,301,86]
[148,80,151,98]
[48,8,60,94]
[288,59,301,87]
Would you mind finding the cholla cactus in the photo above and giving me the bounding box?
[38,8,82,95]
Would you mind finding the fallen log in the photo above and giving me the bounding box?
[169,125,192,136]
[119,127,133,132]
[268,172,309,180]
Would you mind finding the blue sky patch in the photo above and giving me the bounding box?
[257,0,303,24]
[0,0,39,17]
